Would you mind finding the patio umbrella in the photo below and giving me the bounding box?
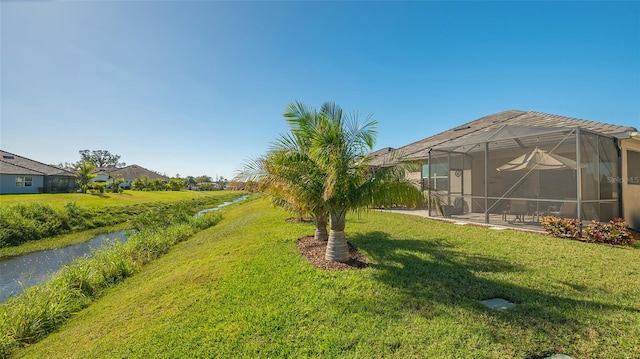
[496,147,578,172]
[496,147,579,220]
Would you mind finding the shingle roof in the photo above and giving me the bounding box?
[98,165,169,181]
[0,150,75,176]
[373,110,638,164]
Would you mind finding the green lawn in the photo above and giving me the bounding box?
[13,197,640,358]
[0,190,235,209]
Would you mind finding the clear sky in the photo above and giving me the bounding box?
[1,1,639,180]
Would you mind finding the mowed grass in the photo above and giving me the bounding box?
[0,190,234,209]
[13,197,640,358]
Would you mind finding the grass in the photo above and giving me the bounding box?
[0,190,236,209]
[10,197,640,358]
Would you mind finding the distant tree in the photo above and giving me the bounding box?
[195,175,212,183]
[198,183,214,191]
[168,177,185,191]
[52,162,76,170]
[75,161,96,194]
[132,176,150,191]
[79,149,126,168]
[151,178,167,191]
[110,174,124,193]
[215,176,228,189]
[185,176,197,190]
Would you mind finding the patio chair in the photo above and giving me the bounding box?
[508,200,528,223]
[549,201,576,218]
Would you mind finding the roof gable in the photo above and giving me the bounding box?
[106,165,169,181]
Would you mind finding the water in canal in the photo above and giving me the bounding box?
[0,231,129,302]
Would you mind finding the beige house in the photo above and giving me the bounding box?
[91,165,169,189]
[374,110,640,230]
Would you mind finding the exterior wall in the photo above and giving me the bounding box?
[621,138,640,230]
[406,170,421,188]
[0,174,44,194]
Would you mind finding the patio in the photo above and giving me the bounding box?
[420,125,621,228]
[384,207,547,233]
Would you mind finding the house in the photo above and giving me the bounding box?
[0,150,78,194]
[90,165,169,189]
[373,110,640,230]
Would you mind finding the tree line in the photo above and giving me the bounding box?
[57,149,228,193]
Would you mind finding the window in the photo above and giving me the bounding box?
[628,150,640,185]
[15,176,33,187]
[422,162,449,191]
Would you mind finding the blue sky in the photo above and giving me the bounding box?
[1,1,638,180]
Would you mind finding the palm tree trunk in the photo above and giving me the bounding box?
[325,210,350,262]
[314,213,328,241]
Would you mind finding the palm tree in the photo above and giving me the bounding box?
[74,161,96,194]
[291,102,424,262]
[236,102,330,241]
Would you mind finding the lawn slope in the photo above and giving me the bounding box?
[14,198,640,358]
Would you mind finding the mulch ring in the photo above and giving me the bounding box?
[285,217,314,223]
[296,236,368,270]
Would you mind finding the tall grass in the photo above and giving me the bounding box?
[0,210,223,358]
[0,193,241,247]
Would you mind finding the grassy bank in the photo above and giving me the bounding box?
[0,190,238,209]
[11,198,640,358]
[1,207,226,357]
[0,191,245,248]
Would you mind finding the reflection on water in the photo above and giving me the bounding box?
[0,231,128,302]
[195,195,249,217]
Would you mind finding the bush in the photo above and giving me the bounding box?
[541,216,581,240]
[190,211,223,230]
[584,218,632,245]
[0,203,68,246]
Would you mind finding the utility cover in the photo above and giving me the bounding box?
[480,298,515,310]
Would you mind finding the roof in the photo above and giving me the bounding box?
[97,165,169,181]
[373,110,638,164]
[0,150,75,176]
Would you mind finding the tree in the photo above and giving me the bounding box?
[151,178,167,191]
[215,175,228,189]
[75,161,96,194]
[168,177,185,191]
[132,176,150,191]
[238,101,330,241]
[109,174,124,193]
[79,150,125,168]
[185,176,197,190]
[289,102,424,262]
[195,175,212,183]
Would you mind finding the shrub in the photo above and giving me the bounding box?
[0,203,68,246]
[190,211,223,230]
[541,216,581,240]
[584,218,632,245]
